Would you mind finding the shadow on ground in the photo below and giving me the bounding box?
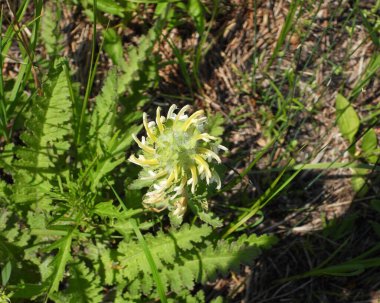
[231,168,380,303]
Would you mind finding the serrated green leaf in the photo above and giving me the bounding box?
[198,211,223,228]
[207,113,225,139]
[90,69,118,148]
[52,262,103,303]
[47,232,73,296]
[92,201,119,216]
[13,63,72,204]
[186,290,205,303]
[92,201,141,220]
[98,246,116,285]
[164,267,182,293]
[41,3,64,56]
[210,296,224,303]
[117,224,212,284]
[117,18,162,95]
[90,156,124,191]
[188,198,223,227]
[162,233,276,293]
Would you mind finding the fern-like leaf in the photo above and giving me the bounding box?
[13,63,71,205]
[0,179,11,204]
[161,234,277,294]
[116,224,212,283]
[89,69,118,148]
[86,68,144,190]
[117,19,162,95]
[41,3,64,57]
[45,231,74,297]
[49,261,103,303]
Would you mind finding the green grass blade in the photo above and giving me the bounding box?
[44,218,83,301]
[350,53,380,99]
[223,160,302,238]
[0,8,7,141]
[45,233,73,300]
[280,243,380,282]
[266,0,300,69]
[252,162,380,173]
[107,181,168,303]
[221,137,277,194]
[358,8,380,47]
[163,36,193,94]
[7,0,42,100]
[76,0,99,145]
[0,0,30,55]
[130,220,168,303]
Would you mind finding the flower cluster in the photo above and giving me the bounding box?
[0,290,10,303]
[128,105,227,220]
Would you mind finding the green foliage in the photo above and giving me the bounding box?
[114,226,276,299]
[335,93,378,196]
[50,262,103,303]
[41,2,64,57]
[207,112,225,139]
[1,261,11,287]
[335,94,360,144]
[103,28,123,65]
[187,0,205,35]
[117,19,162,94]
[13,62,72,205]
[188,196,223,228]
[46,232,74,296]
[0,3,277,302]
[361,129,379,164]
[116,224,212,283]
[165,233,276,285]
[350,54,380,99]
[85,68,142,190]
[76,0,127,18]
[89,69,118,147]
[288,243,380,279]
[0,289,10,303]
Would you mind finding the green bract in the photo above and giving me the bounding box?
[129,105,227,219]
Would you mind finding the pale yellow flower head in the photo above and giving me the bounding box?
[128,105,227,220]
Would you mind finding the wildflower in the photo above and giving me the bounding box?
[0,289,10,303]
[128,105,227,221]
